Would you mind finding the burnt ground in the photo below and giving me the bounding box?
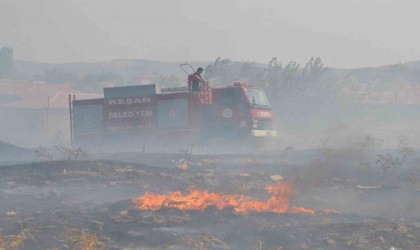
[0,150,420,250]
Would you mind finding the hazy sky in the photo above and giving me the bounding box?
[1,0,419,68]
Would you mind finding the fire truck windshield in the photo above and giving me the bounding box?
[246,88,270,109]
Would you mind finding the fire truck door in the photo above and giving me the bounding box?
[217,88,246,127]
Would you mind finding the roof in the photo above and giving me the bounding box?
[0,80,103,109]
[49,92,104,109]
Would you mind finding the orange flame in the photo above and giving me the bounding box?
[132,182,314,215]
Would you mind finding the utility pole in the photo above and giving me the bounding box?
[46,96,50,138]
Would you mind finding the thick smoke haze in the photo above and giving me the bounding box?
[1,0,420,67]
[1,2,420,249]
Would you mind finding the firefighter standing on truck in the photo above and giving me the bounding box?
[188,67,206,91]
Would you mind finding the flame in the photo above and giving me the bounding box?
[132,182,314,215]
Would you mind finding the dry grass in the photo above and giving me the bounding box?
[55,145,88,161]
[253,240,277,250]
[35,146,53,162]
[59,228,103,250]
[176,234,229,250]
[0,228,33,250]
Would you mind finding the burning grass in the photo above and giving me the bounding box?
[132,182,314,215]
[0,153,419,249]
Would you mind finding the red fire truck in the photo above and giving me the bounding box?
[70,81,277,150]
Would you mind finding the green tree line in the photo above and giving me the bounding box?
[205,56,337,103]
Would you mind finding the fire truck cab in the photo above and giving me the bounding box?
[204,82,276,139]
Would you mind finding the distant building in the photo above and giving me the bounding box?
[0,80,102,147]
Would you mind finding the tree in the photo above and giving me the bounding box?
[0,46,14,78]
[204,57,237,85]
[303,56,325,81]
[158,74,181,87]
[239,61,264,84]
[204,56,331,103]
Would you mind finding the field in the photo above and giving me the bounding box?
[0,141,420,250]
